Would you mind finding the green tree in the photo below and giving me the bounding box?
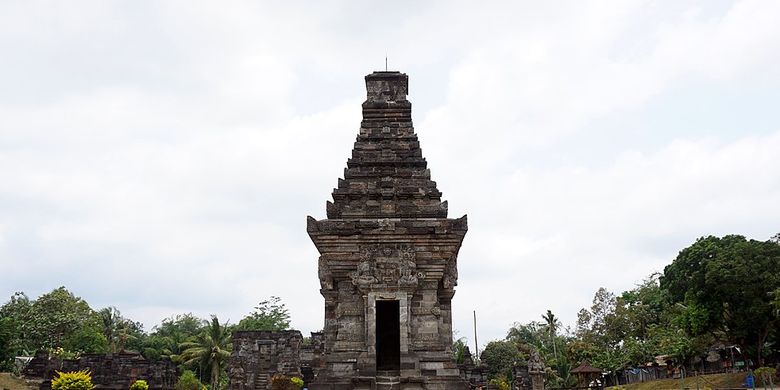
[62,327,108,354]
[26,287,100,350]
[0,292,34,357]
[507,319,573,388]
[771,288,780,318]
[542,310,560,361]
[99,307,145,353]
[452,337,469,364]
[179,316,231,390]
[99,307,121,352]
[618,273,667,341]
[98,306,146,353]
[575,288,622,349]
[480,340,522,381]
[175,370,206,390]
[236,296,290,331]
[506,321,545,351]
[0,316,14,370]
[660,235,780,366]
[143,313,205,363]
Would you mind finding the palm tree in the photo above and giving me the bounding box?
[99,307,121,352]
[179,316,231,390]
[452,337,469,364]
[542,310,559,361]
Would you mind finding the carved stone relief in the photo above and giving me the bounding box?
[442,256,458,289]
[318,256,333,290]
[349,244,424,290]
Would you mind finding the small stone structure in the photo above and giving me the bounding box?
[526,350,545,390]
[457,348,487,388]
[229,331,315,390]
[306,71,468,390]
[23,350,177,390]
[300,332,326,385]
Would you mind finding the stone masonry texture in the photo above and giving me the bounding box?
[307,71,469,390]
[23,350,177,390]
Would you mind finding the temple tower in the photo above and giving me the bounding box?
[307,71,468,390]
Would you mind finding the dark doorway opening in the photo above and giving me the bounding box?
[376,300,400,371]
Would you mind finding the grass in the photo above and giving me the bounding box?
[0,373,39,390]
[608,372,766,390]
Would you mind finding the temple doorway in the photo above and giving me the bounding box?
[375,300,401,371]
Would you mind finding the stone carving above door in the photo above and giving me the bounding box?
[350,244,424,290]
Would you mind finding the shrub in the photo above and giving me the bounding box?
[754,367,777,387]
[175,370,207,390]
[130,380,149,390]
[50,347,79,360]
[51,370,96,390]
[290,377,304,389]
[489,376,510,390]
[270,374,301,390]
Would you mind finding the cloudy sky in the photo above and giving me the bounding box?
[1,0,779,348]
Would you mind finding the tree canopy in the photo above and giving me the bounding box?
[481,233,780,387]
[235,296,290,331]
[660,235,780,365]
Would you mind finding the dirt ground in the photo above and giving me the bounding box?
[608,372,766,390]
[0,373,38,390]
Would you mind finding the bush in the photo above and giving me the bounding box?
[489,377,510,390]
[50,347,79,360]
[175,370,207,390]
[130,380,149,390]
[754,367,777,387]
[51,370,96,390]
[290,377,304,389]
[270,375,301,390]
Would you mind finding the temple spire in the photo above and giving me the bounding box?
[326,71,448,219]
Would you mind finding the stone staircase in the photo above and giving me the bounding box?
[254,374,269,390]
[375,375,400,390]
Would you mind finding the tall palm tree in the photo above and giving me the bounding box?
[179,316,231,390]
[542,310,559,361]
[99,307,121,353]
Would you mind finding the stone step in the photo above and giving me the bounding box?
[375,376,401,390]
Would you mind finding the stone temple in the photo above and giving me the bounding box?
[306,71,469,390]
[21,71,545,390]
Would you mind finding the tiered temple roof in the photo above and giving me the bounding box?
[326,71,448,219]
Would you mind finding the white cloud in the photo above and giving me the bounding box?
[1,0,779,348]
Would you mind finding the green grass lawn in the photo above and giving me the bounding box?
[609,372,768,390]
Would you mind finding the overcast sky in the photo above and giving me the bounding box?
[1,0,779,349]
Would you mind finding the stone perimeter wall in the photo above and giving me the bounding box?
[228,331,544,390]
[22,350,177,390]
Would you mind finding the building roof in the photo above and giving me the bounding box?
[571,360,603,374]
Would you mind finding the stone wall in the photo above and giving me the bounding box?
[23,350,176,390]
[300,332,325,386]
[229,330,320,390]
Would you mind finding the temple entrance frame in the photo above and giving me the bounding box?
[365,291,410,374]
